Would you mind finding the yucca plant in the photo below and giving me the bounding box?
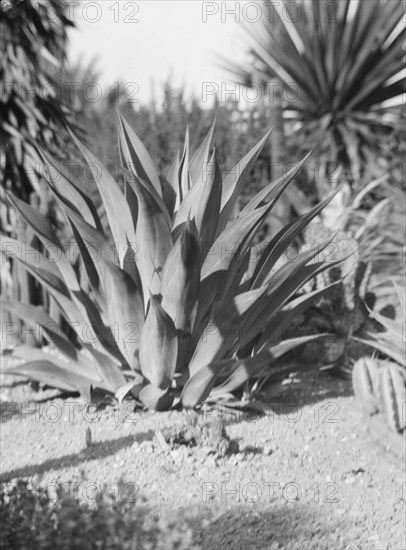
[352,282,405,432]
[1,116,341,409]
[228,0,405,185]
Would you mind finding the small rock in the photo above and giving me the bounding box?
[85,427,93,449]
[155,429,170,452]
[263,444,273,456]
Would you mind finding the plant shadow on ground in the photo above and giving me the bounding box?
[212,369,353,428]
[192,502,355,550]
[0,430,155,483]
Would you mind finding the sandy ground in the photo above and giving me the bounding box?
[0,369,405,550]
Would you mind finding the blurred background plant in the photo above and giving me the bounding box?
[0,0,74,344]
[0,478,198,550]
[225,0,405,227]
[352,282,405,435]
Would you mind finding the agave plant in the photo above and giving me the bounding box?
[228,0,405,185]
[352,282,405,432]
[1,116,340,409]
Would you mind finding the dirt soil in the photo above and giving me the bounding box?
[1,369,405,550]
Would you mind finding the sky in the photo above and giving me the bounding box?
[67,1,252,106]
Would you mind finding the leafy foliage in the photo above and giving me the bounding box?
[1,117,339,409]
[0,478,197,550]
[357,282,406,368]
[352,283,405,433]
[0,0,73,201]
[340,179,406,274]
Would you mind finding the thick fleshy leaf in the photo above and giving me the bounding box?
[101,261,144,370]
[126,175,173,307]
[139,296,178,389]
[139,384,174,410]
[179,126,192,201]
[188,286,267,378]
[216,130,271,236]
[252,283,339,354]
[70,129,137,269]
[193,202,273,329]
[241,151,312,213]
[247,259,342,338]
[7,192,80,292]
[202,202,272,280]
[209,335,325,398]
[115,378,144,407]
[10,255,109,356]
[6,361,90,396]
[0,301,78,361]
[38,148,103,231]
[180,364,219,409]
[189,120,216,185]
[117,111,162,197]
[160,220,201,333]
[1,235,61,280]
[194,149,222,255]
[85,347,128,391]
[251,189,341,288]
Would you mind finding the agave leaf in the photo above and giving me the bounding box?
[165,150,180,217]
[0,235,61,279]
[177,127,192,207]
[160,220,201,333]
[252,282,340,354]
[189,120,216,185]
[115,378,143,407]
[139,295,178,389]
[209,336,323,398]
[38,148,103,231]
[101,260,144,371]
[202,202,272,280]
[0,301,78,361]
[11,256,110,356]
[7,192,80,292]
[161,178,177,220]
[241,151,312,213]
[69,129,137,269]
[251,189,341,288]
[246,259,342,340]
[5,345,110,397]
[264,233,337,289]
[194,202,273,329]
[139,384,175,410]
[194,149,222,255]
[126,175,173,307]
[6,361,90,397]
[188,286,267,378]
[180,364,219,409]
[216,130,271,236]
[117,111,162,197]
[44,188,117,299]
[60,204,117,285]
[85,347,128,391]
